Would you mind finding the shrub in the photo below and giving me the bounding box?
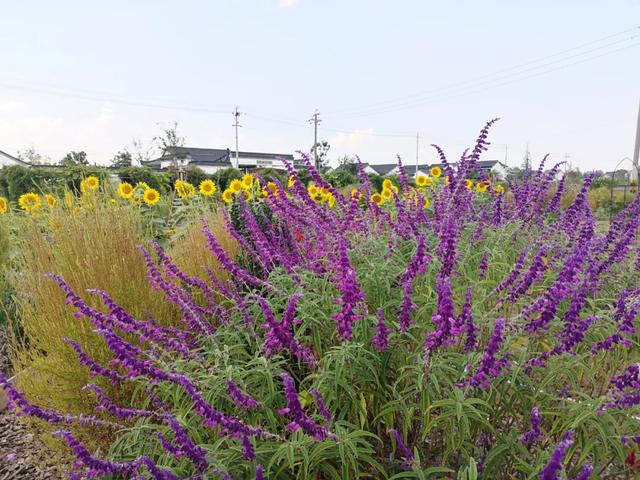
[2,122,640,479]
[118,167,170,193]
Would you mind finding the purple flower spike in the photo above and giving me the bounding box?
[539,430,574,480]
[388,428,414,469]
[310,389,334,422]
[226,379,260,410]
[256,464,265,480]
[278,373,333,441]
[372,308,391,353]
[519,407,544,445]
[576,464,593,480]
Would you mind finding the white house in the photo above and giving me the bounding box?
[143,147,301,174]
[0,150,30,168]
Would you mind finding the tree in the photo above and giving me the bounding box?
[153,121,185,156]
[131,138,152,166]
[60,151,88,166]
[336,155,358,175]
[111,150,133,168]
[311,140,330,172]
[17,147,48,165]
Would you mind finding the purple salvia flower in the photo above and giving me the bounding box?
[468,319,509,389]
[519,407,544,445]
[310,389,334,422]
[398,235,429,331]
[165,414,209,470]
[257,293,316,368]
[82,384,155,420]
[331,238,366,340]
[278,373,333,441]
[64,338,126,383]
[372,308,391,353]
[226,379,260,410]
[388,428,414,469]
[423,275,456,354]
[539,430,574,480]
[478,250,489,280]
[202,219,269,289]
[241,435,256,461]
[256,464,265,480]
[548,174,566,213]
[496,248,528,293]
[576,464,593,480]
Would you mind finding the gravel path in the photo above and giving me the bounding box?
[0,412,66,479]
[0,325,66,480]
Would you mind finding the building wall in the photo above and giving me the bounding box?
[0,152,23,168]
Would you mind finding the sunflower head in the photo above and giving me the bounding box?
[370,193,383,205]
[118,182,134,199]
[18,192,41,211]
[287,175,296,188]
[199,179,217,196]
[45,194,57,209]
[241,174,254,190]
[430,166,442,178]
[308,184,319,197]
[222,189,234,204]
[0,197,8,214]
[143,188,161,206]
[175,180,195,199]
[266,182,279,196]
[81,176,100,193]
[465,179,474,190]
[494,184,505,195]
[415,175,429,187]
[229,179,243,193]
[381,188,392,200]
[327,194,336,208]
[382,179,393,190]
[422,197,430,209]
[475,181,489,193]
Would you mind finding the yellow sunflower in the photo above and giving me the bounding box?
[475,181,489,193]
[266,182,279,196]
[18,192,41,211]
[308,184,319,197]
[430,166,442,178]
[136,181,150,190]
[465,179,474,190]
[370,193,383,205]
[382,179,393,190]
[0,197,8,214]
[287,175,296,188]
[81,176,100,193]
[118,182,134,199]
[241,173,254,190]
[229,179,243,193]
[381,188,393,200]
[327,194,336,208]
[175,180,195,199]
[351,188,362,201]
[494,184,505,195]
[143,188,161,206]
[222,189,234,204]
[45,194,57,209]
[415,175,429,187]
[199,179,217,196]
[423,197,430,209]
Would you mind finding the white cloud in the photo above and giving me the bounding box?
[278,0,299,8]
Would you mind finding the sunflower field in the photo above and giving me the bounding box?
[1,121,640,479]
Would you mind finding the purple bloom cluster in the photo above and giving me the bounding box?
[539,430,574,480]
[331,238,366,340]
[277,373,333,441]
[226,379,260,410]
[519,407,544,445]
[468,319,509,389]
[388,428,414,469]
[372,307,391,353]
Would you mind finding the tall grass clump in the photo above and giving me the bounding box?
[2,121,640,479]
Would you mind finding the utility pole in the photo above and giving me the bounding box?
[308,109,321,169]
[232,106,242,169]
[415,132,420,176]
[633,99,640,186]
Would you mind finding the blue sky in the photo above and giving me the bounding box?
[0,0,638,171]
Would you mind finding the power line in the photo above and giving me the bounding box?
[0,81,231,114]
[328,39,640,119]
[325,25,640,118]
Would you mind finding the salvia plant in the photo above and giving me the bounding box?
[2,119,640,479]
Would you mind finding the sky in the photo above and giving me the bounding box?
[0,0,639,171]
